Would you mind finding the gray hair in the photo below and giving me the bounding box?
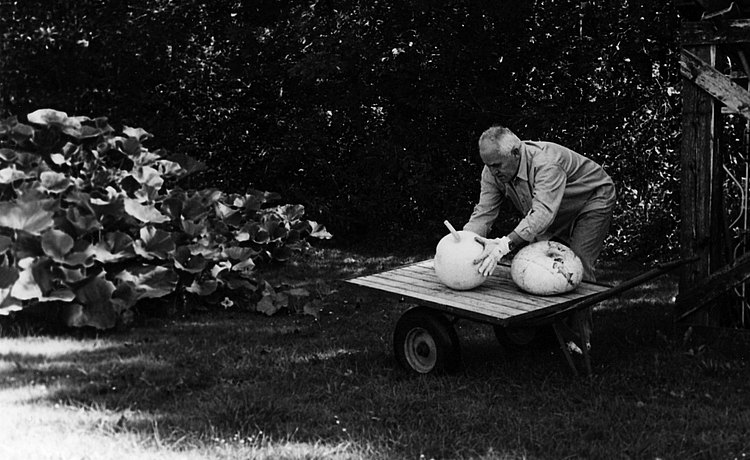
[479,126,522,157]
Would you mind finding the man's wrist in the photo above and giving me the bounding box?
[497,236,512,254]
[506,232,525,251]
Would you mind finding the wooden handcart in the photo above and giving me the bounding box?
[345,258,688,376]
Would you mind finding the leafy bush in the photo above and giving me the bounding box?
[0,1,682,259]
[0,109,331,329]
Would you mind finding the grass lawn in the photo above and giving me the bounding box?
[1,244,750,459]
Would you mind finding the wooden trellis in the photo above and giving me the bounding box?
[677,0,750,326]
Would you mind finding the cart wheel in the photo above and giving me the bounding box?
[393,307,461,375]
[493,324,555,350]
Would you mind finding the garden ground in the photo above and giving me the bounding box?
[1,244,749,459]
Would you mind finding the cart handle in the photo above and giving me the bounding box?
[517,257,697,326]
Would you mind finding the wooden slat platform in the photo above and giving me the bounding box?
[345,259,611,326]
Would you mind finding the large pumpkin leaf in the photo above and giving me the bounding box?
[279,204,306,222]
[309,220,333,239]
[39,171,72,193]
[14,151,39,169]
[223,246,257,272]
[130,166,164,202]
[51,151,72,167]
[0,266,19,289]
[90,188,126,220]
[0,148,17,161]
[233,193,265,212]
[123,197,169,224]
[173,246,207,274]
[232,258,256,272]
[248,189,281,205]
[10,257,42,300]
[181,193,210,220]
[166,153,206,177]
[128,147,162,166]
[256,281,280,316]
[40,230,94,267]
[215,201,243,227]
[58,266,88,284]
[75,274,116,307]
[263,219,289,242]
[133,226,174,260]
[131,165,163,189]
[37,289,76,303]
[27,108,71,127]
[14,232,43,259]
[0,235,13,254]
[0,166,29,184]
[187,241,222,260]
[0,287,22,316]
[114,264,178,300]
[69,124,102,140]
[211,260,232,279]
[66,206,102,234]
[0,199,55,235]
[66,275,119,329]
[91,231,136,264]
[240,223,270,244]
[186,278,218,296]
[41,228,74,260]
[28,256,59,296]
[161,191,184,220]
[111,282,138,310]
[10,123,34,145]
[26,109,91,138]
[181,218,207,237]
[32,126,62,153]
[221,271,256,291]
[123,126,153,142]
[155,159,186,178]
[222,246,257,261]
[124,198,169,224]
[121,137,142,157]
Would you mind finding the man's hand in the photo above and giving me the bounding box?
[473,236,512,277]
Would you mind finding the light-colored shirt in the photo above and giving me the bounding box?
[463,141,616,241]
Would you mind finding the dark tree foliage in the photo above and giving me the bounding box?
[0,0,681,260]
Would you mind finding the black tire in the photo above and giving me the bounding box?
[493,324,556,350]
[393,307,461,375]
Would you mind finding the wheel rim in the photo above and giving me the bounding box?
[403,327,437,373]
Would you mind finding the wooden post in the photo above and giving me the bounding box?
[679,44,721,319]
[677,9,750,326]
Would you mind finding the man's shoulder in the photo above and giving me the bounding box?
[525,140,570,152]
[524,141,572,164]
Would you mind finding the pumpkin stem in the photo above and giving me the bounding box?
[443,220,461,242]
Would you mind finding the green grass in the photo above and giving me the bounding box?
[1,246,750,459]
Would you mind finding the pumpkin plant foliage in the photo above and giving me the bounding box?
[0,109,331,329]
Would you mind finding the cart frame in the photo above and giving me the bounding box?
[345,258,689,376]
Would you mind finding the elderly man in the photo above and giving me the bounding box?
[464,125,616,351]
[465,125,616,281]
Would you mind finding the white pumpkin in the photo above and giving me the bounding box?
[510,241,583,295]
[433,224,487,291]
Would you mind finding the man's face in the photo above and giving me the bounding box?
[479,139,520,184]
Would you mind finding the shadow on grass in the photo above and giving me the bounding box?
[2,248,750,459]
